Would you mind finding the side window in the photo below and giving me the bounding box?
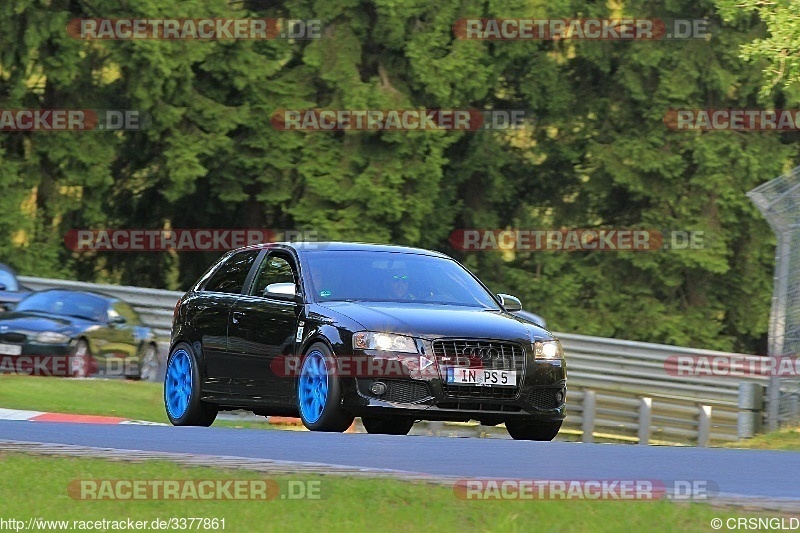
[250,253,298,297]
[111,300,140,325]
[202,250,260,294]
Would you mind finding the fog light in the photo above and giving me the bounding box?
[555,389,565,403]
[370,381,387,396]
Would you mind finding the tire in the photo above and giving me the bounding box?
[505,419,562,441]
[362,416,415,435]
[70,340,90,378]
[164,343,217,426]
[138,343,159,382]
[297,342,354,432]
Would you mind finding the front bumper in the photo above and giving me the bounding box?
[339,349,566,423]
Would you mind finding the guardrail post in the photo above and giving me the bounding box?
[638,397,652,445]
[737,382,764,438]
[788,394,799,424]
[582,390,596,443]
[697,405,712,447]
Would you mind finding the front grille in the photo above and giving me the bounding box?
[442,385,519,400]
[433,339,525,399]
[529,387,563,410]
[382,380,433,404]
[438,401,522,412]
[0,332,26,343]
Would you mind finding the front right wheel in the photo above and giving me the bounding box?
[297,343,354,432]
[362,416,415,435]
[164,343,217,426]
[70,340,90,378]
[505,419,562,441]
[138,343,159,382]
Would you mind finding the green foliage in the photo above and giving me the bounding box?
[0,0,796,352]
[714,0,800,102]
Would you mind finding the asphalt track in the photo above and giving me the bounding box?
[2,420,799,506]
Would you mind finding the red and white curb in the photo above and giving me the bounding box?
[0,408,329,429]
[0,407,166,425]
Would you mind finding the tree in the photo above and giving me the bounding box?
[0,0,794,352]
[714,0,800,102]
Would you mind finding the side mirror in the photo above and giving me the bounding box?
[264,282,302,302]
[497,293,522,312]
[109,315,127,326]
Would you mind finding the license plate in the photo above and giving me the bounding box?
[0,344,22,356]
[446,367,516,386]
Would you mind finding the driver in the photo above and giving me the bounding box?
[308,266,331,297]
[389,271,416,300]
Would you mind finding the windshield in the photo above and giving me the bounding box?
[15,291,109,321]
[0,269,18,291]
[302,251,500,308]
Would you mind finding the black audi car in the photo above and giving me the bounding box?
[167,242,566,440]
[0,289,159,379]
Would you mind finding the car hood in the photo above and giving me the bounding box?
[318,301,553,342]
[0,312,87,335]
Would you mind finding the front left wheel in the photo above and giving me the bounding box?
[297,343,354,432]
[505,419,562,441]
[362,416,415,435]
[164,343,217,426]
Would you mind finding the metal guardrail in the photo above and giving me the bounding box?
[557,333,770,443]
[18,276,769,444]
[559,332,767,401]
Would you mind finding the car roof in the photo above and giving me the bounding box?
[28,288,117,302]
[235,241,451,258]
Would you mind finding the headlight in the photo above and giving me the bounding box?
[533,340,564,360]
[353,332,419,353]
[34,331,70,344]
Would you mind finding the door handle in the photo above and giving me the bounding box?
[232,311,244,324]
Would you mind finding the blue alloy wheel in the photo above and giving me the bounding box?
[165,349,192,419]
[299,350,329,423]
